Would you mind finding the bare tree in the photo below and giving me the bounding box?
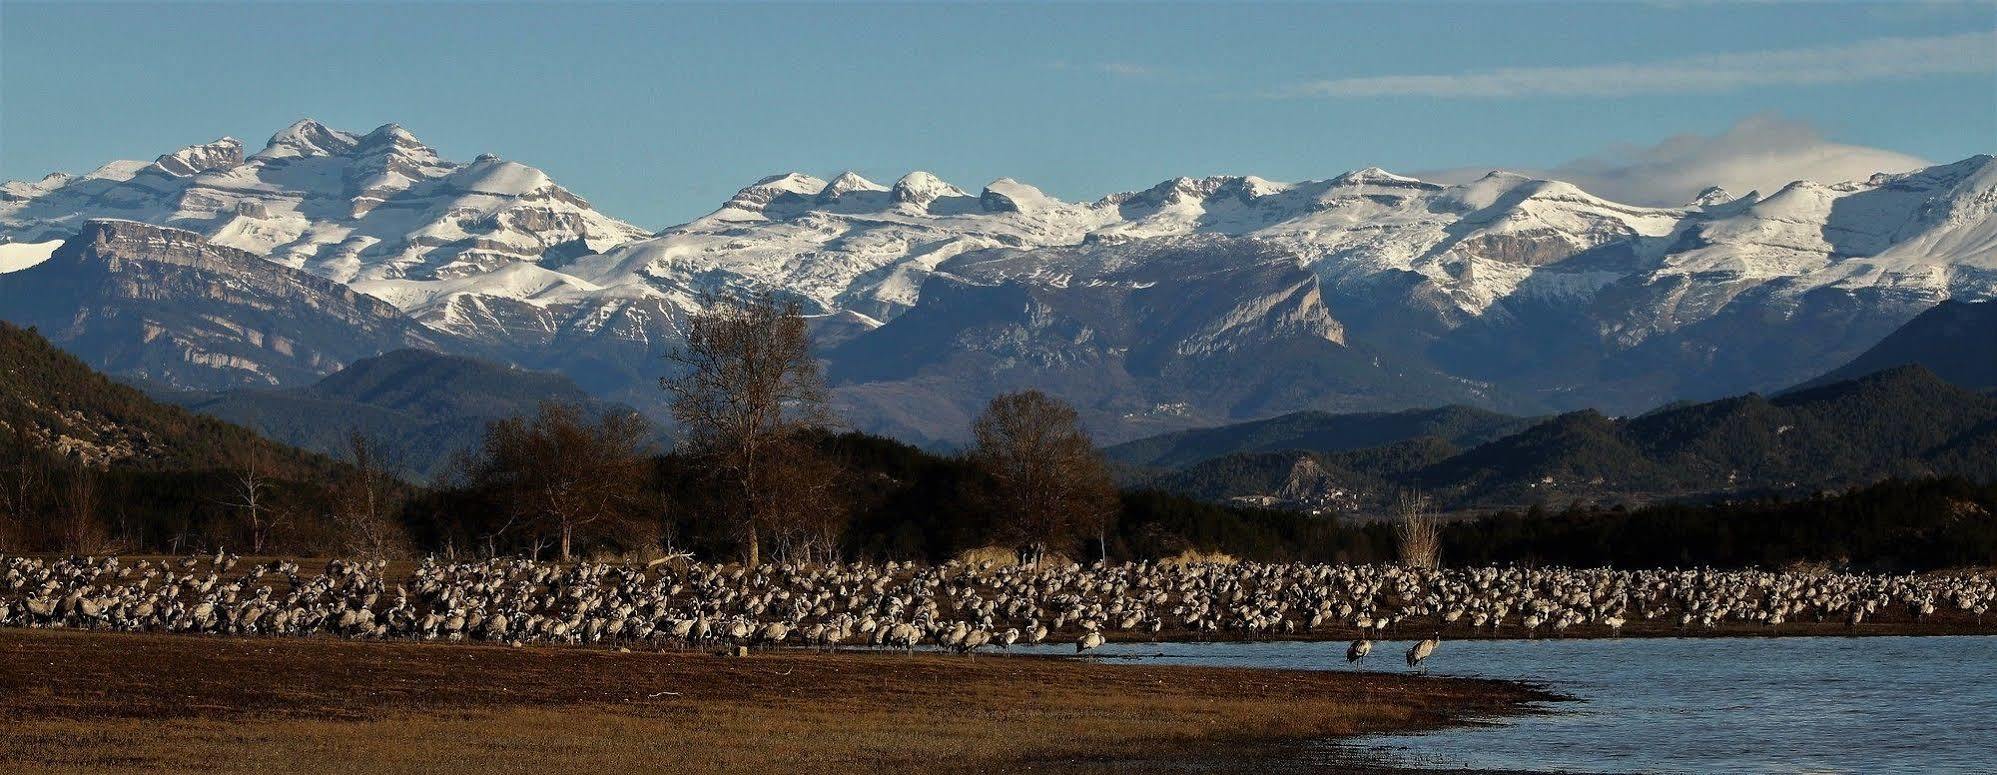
[758,435,848,565]
[662,292,836,569]
[461,402,653,562]
[1392,489,1441,570]
[222,441,284,554]
[329,433,408,561]
[0,416,48,552]
[55,462,113,554]
[968,390,1119,566]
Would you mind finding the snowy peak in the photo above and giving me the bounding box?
[255,118,360,160]
[446,156,558,197]
[1,173,74,203]
[890,171,972,212]
[1233,175,1289,200]
[1873,153,1997,208]
[718,172,827,219]
[595,158,1997,335]
[979,178,1059,213]
[714,170,983,216]
[1692,186,1737,207]
[1331,166,1427,188]
[1113,175,1294,210]
[1131,176,1234,207]
[149,137,244,177]
[817,171,887,203]
[345,124,448,212]
[357,122,426,152]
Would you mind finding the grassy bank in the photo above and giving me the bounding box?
[0,629,1546,775]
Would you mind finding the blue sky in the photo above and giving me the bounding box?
[3,2,1992,226]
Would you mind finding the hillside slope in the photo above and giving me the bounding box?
[1106,405,1533,469]
[170,349,633,479]
[0,321,330,474]
[1138,367,1997,512]
[1796,299,1997,391]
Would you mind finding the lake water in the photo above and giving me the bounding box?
[1020,637,1997,774]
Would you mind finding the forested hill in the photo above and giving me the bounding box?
[1132,366,1997,512]
[1103,405,1535,470]
[1794,299,1997,393]
[162,349,635,480]
[0,321,333,476]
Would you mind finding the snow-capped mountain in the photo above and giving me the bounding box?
[827,234,1504,443]
[604,157,1992,329]
[1,119,649,290]
[3,119,1991,443]
[557,156,1995,439]
[559,166,1686,327]
[0,120,668,400]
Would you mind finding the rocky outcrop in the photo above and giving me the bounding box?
[0,220,460,389]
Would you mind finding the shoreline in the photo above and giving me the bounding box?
[0,628,1555,774]
[1062,615,1997,643]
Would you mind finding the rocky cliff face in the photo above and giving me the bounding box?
[0,220,455,389]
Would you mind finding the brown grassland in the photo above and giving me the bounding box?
[0,628,1547,775]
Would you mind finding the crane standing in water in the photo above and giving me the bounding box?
[1346,638,1372,666]
[1406,635,1439,674]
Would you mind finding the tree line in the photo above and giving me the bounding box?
[4,300,1993,571]
[0,293,1122,566]
[409,293,1123,567]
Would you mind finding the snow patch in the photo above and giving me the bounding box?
[0,240,62,273]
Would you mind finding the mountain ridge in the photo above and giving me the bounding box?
[0,219,458,389]
[1795,299,1997,392]
[1105,405,1537,470]
[5,120,1993,443]
[1129,366,1997,513]
[165,348,638,480]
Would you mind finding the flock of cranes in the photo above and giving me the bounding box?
[3,553,1991,672]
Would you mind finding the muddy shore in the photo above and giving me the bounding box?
[0,628,1554,774]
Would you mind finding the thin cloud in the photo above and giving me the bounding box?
[1281,30,1997,98]
[1047,61,1162,79]
[1099,62,1157,78]
[1419,114,1932,206]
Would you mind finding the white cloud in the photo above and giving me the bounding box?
[1047,61,1160,79]
[1099,62,1157,78]
[1420,114,1932,206]
[1282,30,1996,98]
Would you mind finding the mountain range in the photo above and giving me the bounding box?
[1106,405,1537,470]
[158,349,637,481]
[1128,366,1997,513]
[1112,300,1997,511]
[4,119,1994,444]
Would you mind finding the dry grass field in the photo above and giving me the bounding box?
[0,628,1545,775]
